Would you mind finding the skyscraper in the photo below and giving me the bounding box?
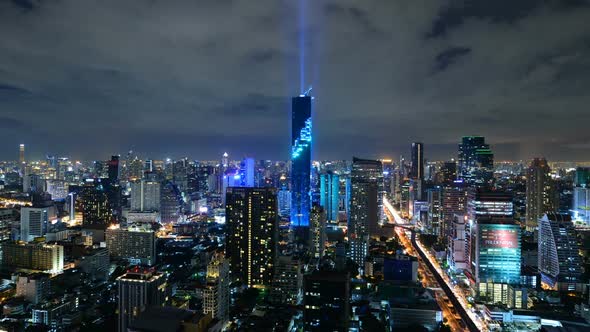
[525,158,556,231]
[348,157,382,268]
[107,155,120,184]
[426,187,442,236]
[160,182,181,223]
[20,207,49,242]
[457,136,494,186]
[319,172,340,223]
[309,204,326,259]
[225,187,278,287]
[441,182,468,238]
[19,143,25,165]
[130,180,161,212]
[203,252,230,322]
[117,267,166,332]
[438,160,457,185]
[240,157,256,187]
[474,218,521,293]
[410,142,424,181]
[538,213,583,292]
[466,189,514,275]
[106,224,157,266]
[290,92,312,228]
[303,271,350,331]
[78,182,111,228]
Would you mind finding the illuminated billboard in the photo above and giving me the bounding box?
[481,229,518,249]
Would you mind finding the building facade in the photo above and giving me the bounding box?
[525,158,556,231]
[290,93,312,228]
[538,213,583,292]
[225,187,278,287]
[117,267,167,332]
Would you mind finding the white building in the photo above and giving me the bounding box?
[16,273,50,304]
[20,207,49,242]
[448,214,468,271]
[130,180,161,212]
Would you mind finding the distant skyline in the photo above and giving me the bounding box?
[2,1,590,161]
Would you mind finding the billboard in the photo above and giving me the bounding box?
[481,227,518,249]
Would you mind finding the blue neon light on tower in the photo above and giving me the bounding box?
[291,89,312,227]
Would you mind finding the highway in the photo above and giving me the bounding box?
[383,196,485,332]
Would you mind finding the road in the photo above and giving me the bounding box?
[383,196,485,332]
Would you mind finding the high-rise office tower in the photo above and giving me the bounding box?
[127,157,144,181]
[107,155,120,184]
[525,158,556,231]
[426,187,443,236]
[474,218,521,294]
[448,215,468,271]
[221,152,229,169]
[399,179,411,218]
[172,159,188,192]
[467,189,514,221]
[106,224,157,266]
[23,174,43,194]
[19,143,25,164]
[571,167,590,224]
[240,157,256,187]
[410,142,424,181]
[160,182,181,223]
[290,92,312,228]
[438,160,457,185]
[144,159,153,173]
[203,252,230,322]
[303,271,350,331]
[270,255,303,305]
[457,136,494,186]
[130,180,161,212]
[225,187,278,287]
[117,267,166,332]
[20,207,49,242]
[309,205,326,259]
[574,167,590,187]
[466,189,514,274]
[538,213,583,292]
[441,182,468,238]
[572,186,590,224]
[319,172,340,223]
[46,180,68,200]
[78,183,111,228]
[278,189,291,218]
[348,157,382,268]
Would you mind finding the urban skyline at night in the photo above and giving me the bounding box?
[1,1,590,332]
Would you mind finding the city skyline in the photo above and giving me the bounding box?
[2,1,590,331]
[1,1,590,160]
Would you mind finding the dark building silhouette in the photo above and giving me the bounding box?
[303,271,350,331]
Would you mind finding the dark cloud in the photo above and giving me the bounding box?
[0,0,589,161]
[0,83,32,98]
[0,117,28,130]
[434,47,471,72]
[428,0,589,38]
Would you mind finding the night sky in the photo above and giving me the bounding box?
[1,0,590,161]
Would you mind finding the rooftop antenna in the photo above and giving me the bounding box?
[303,86,313,97]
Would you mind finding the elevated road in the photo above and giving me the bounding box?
[382,196,484,332]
